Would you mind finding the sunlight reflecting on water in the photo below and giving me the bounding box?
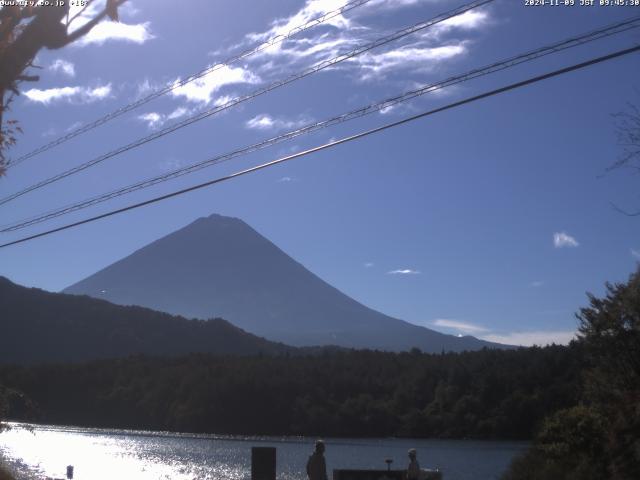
[0,422,528,480]
[0,423,247,480]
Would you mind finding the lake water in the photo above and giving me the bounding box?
[0,422,527,480]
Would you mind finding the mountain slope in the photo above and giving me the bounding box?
[64,214,507,352]
[0,276,292,364]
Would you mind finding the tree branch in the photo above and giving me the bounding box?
[610,202,640,217]
[62,0,128,46]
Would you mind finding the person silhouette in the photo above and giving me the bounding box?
[406,448,420,480]
[306,439,328,480]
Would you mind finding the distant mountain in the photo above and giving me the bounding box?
[65,214,508,352]
[0,276,292,364]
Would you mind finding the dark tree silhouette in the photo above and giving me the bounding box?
[0,0,126,175]
[502,269,640,480]
[610,97,640,216]
[612,100,640,174]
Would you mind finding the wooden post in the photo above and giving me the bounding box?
[251,446,276,480]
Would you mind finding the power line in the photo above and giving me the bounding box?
[6,0,375,169]
[1,43,637,250]
[2,15,639,233]
[0,0,494,207]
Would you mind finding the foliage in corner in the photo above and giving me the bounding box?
[0,0,125,175]
[502,268,640,480]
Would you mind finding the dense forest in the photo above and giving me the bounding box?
[0,345,580,440]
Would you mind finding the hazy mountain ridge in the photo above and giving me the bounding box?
[0,276,293,364]
[65,214,508,352]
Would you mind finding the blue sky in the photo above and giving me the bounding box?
[1,0,639,346]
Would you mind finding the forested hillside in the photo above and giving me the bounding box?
[0,276,292,363]
[0,345,581,439]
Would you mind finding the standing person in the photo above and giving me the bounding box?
[407,448,420,480]
[306,439,328,480]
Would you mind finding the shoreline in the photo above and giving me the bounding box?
[1,421,533,444]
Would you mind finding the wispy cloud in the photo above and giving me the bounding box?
[378,101,417,116]
[49,59,75,78]
[437,9,489,32]
[387,268,421,275]
[66,121,83,132]
[277,176,298,183]
[158,158,186,172]
[135,78,156,97]
[137,106,193,129]
[355,43,467,80]
[120,1,142,19]
[171,66,260,105]
[23,84,112,105]
[530,280,544,288]
[137,112,163,129]
[481,330,576,347]
[246,0,353,45]
[75,21,154,47]
[364,262,374,268]
[246,114,309,131]
[631,249,640,259]
[433,318,488,334]
[41,126,57,137]
[554,232,579,248]
[237,0,490,82]
[167,106,190,120]
[40,120,83,138]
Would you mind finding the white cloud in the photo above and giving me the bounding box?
[120,1,142,18]
[554,232,579,248]
[438,10,489,31]
[378,101,417,116]
[237,0,489,82]
[136,78,156,97]
[212,94,235,107]
[246,0,352,45]
[246,114,277,129]
[277,176,297,183]
[246,114,308,131]
[66,121,83,131]
[631,249,640,259]
[387,268,421,275]
[379,104,397,115]
[432,318,488,334]
[364,262,374,268]
[67,0,150,46]
[167,106,191,120]
[75,21,154,47]
[368,0,423,8]
[530,281,544,288]
[50,59,75,78]
[171,66,260,105]
[355,43,466,80]
[137,112,163,129]
[481,330,576,347]
[136,106,193,129]
[428,318,576,346]
[23,84,112,105]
